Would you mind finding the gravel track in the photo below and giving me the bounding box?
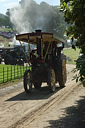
[0,64,84,128]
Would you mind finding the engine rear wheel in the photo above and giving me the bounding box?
[48,68,56,92]
[57,59,67,87]
[24,70,32,93]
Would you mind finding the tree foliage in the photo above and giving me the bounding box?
[0,10,13,30]
[60,0,85,85]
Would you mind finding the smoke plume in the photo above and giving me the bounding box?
[10,0,32,33]
[9,0,65,38]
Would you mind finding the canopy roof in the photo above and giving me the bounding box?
[16,30,66,44]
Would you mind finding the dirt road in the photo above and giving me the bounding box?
[0,64,85,128]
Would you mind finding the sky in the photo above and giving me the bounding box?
[0,0,60,14]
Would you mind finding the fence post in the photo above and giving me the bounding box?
[14,66,15,79]
[19,66,20,78]
[20,65,22,77]
[23,65,24,75]
[3,67,4,83]
[17,65,18,77]
[26,64,27,70]
[7,67,8,82]
[11,66,12,80]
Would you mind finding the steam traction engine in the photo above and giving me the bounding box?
[16,30,67,93]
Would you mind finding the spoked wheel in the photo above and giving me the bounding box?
[24,70,32,93]
[48,68,56,92]
[57,59,67,88]
[34,82,42,89]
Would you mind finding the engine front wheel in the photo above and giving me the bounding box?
[24,70,32,93]
[48,68,56,92]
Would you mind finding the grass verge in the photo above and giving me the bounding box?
[63,48,80,64]
[0,64,30,85]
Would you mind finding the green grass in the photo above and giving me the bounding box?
[0,64,12,69]
[0,64,30,84]
[63,48,80,64]
[0,27,13,32]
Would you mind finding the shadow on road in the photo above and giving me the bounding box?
[6,85,62,101]
[44,96,85,128]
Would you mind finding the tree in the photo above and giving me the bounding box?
[0,18,4,26]
[5,9,14,30]
[0,10,14,30]
[60,0,85,86]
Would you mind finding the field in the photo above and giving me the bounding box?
[63,48,80,64]
[0,27,12,32]
[0,64,30,84]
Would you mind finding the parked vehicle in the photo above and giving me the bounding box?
[0,31,15,39]
[0,46,28,65]
[16,30,67,93]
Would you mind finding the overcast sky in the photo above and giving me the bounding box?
[0,0,60,14]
